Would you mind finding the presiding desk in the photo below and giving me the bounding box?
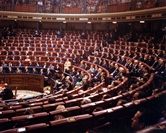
[0,74,44,93]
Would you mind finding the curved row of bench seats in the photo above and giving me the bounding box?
[93,89,166,126]
[3,35,104,44]
[88,55,130,84]
[2,39,163,71]
[0,45,88,56]
[6,31,105,40]
[81,60,110,86]
[0,122,48,133]
[0,78,157,132]
[111,40,165,50]
[0,89,166,133]
[0,58,153,119]
[73,65,91,87]
[3,41,162,65]
[103,43,166,59]
[0,35,162,90]
[90,45,164,72]
[0,30,165,132]
[0,64,150,103]
[4,33,166,56]
[0,62,65,73]
[2,68,153,118]
[7,40,162,58]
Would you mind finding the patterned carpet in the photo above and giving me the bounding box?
[12,90,42,99]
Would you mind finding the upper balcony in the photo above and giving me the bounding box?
[0,0,166,23]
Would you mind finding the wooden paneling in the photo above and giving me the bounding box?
[0,74,44,92]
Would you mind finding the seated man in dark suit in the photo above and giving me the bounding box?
[33,30,40,37]
[44,68,53,86]
[7,66,14,73]
[52,64,62,79]
[32,67,38,74]
[92,68,102,83]
[15,67,22,73]
[0,83,14,100]
[0,66,6,73]
[57,31,61,38]
[81,32,87,39]
[24,66,30,73]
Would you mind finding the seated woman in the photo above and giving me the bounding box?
[64,58,72,73]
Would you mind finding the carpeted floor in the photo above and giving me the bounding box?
[12,90,42,99]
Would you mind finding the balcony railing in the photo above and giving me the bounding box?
[0,0,166,14]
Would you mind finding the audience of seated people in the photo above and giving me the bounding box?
[0,27,165,133]
[1,0,163,14]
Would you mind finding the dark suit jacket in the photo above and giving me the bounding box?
[1,87,14,100]
[8,69,14,73]
[45,72,52,78]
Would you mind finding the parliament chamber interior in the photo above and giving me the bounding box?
[0,0,166,133]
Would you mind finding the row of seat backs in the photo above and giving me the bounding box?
[2,88,165,132]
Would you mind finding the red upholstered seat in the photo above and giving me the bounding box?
[0,128,18,133]
[0,110,15,119]
[10,105,22,110]
[0,118,12,131]
[146,95,155,101]
[50,114,93,132]
[11,112,49,125]
[95,100,106,109]
[65,98,83,107]
[42,102,65,112]
[93,105,124,126]
[29,102,43,107]
[105,94,124,108]
[28,98,48,103]
[26,123,47,132]
[49,106,81,118]
[0,103,6,107]
[92,109,110,126]
[0,123,47,133]
[0,118,9,123]
[50,98,64,103]
[81,102,98,113]
[15,106,42,115]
